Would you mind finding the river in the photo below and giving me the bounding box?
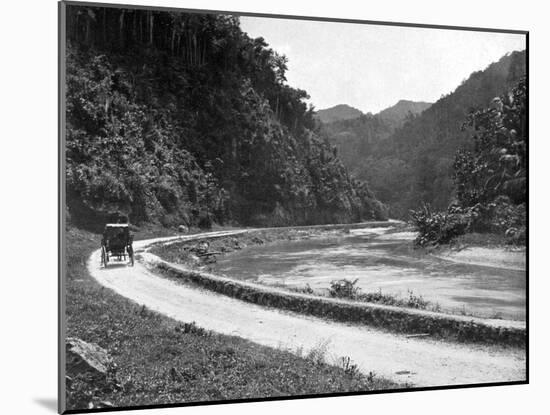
[211,226,526,320]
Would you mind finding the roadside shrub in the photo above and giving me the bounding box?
[357,289,399,306]
[357,289,430,310]
[411,197,526,246]
[405,290,430,309]
[290,284,314,295]
[505,226,526,245]
[459,196,525,234]
[366,372,377,383]
[410,204,473,246]
[369,199,390,221]
[175,321,211,337]
[339,356,360,378]
[487,196,526,233]
[329,279,361,299]
[306,341,330,366]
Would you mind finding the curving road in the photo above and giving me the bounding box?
[87,230,526,387]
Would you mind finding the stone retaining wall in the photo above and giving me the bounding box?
[147,255,525,347]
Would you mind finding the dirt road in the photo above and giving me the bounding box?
[87,230,526,387]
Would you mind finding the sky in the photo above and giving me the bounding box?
[240,16,526,114]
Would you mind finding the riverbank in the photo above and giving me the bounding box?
[432,246,526,271]
[64,226,402,411]
[150,225,439,311]
[149,226,357,268]
[150,224,526,320]
[427,232,526,271]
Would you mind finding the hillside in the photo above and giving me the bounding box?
[65,5,387,231]
[320,100,431,175]
[377,99,432,130]
[322,50,526,217]
[316,104,364,123]
[321,114,393,170]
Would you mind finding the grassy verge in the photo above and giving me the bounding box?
[65,226,402,411]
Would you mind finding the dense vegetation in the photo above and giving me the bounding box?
[65,5,386,231]
[321,100,431,203]
[322,51,526,219]
[322,113,394,173]
[411,77,527,246]
[376,100,432,131]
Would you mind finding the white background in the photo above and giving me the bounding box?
[0,0,546,414]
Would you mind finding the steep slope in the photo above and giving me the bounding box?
[321,114,393,170]
[367,50,526,217]
[316,104,364,123]
[65,5,387,231]
[320,100,432,177]
[322,50,526,217]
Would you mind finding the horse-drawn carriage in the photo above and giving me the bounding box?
[100,223,134,267]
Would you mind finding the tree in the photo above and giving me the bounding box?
[65,5,386,229]
[454,77,527,207]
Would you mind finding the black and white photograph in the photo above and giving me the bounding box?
[58,1,528,413]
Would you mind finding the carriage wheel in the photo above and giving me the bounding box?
[101,246,107,268]
[128,246,134,266]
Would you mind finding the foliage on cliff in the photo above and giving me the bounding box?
[321,51,526,218]
[65,5,386,230]
[411,78,527,245]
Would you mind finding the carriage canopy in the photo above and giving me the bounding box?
[102,224,131,249]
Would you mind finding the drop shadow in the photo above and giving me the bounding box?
[34,398,57,413]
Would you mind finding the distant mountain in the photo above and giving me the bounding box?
[316,104,364,123]
[317,100,431,128]
[377,99,432,130]
[368,50,527,217]
[321,50,527,218]
[320,100,432,176]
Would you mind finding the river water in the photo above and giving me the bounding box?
[211,226,526,321]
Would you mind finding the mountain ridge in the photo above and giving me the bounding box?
[377,99,432,129]
[316,104,364,123]
[321,50,526,218]
[317,99,432,129]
